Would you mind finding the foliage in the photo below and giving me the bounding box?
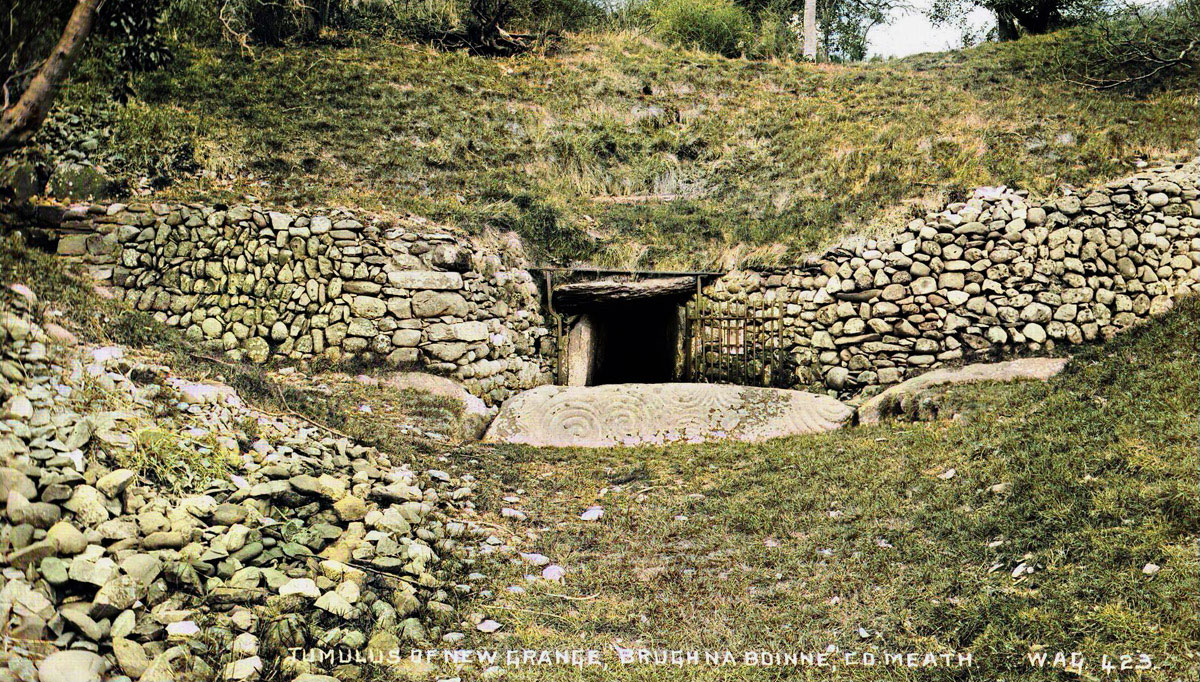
[96,0,174,72]
[125,426,234,494]
[159,0,600,50]
[735,0,901,62]
[815,0,896,61]
[3,0,171,105]
[515,0,606,33]
[216,0,341,47]
[644,0,754,57]
[1057,0,1199,92]
[348,0,465,40]
[742,9,803,60]
[929,0,1108,39]
[1,1,76,107]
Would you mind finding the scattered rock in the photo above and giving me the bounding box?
[36,650,107,682]
[858,358,1070,425]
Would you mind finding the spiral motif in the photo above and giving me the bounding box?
[484,383,853,447]
[542,399,605,443]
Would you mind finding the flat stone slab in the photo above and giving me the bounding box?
[483,383,854,448]
[858,357,1070,425]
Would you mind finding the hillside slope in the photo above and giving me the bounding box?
[36,30,1200,268]
[454,295,1199,681]
[2,215,1196,679]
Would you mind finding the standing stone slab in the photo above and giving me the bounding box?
[857,357,1070,425]
[484,383,854,447]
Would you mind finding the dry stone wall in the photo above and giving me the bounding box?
[32,161,1200,405]
[702,162,1200,396]
[49,204,554,404]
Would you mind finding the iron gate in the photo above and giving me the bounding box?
[683,300,787,387]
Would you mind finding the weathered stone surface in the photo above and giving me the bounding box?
[45,206,552,406]
[412,291,468,318]
[693,161,1198,397]
[378,373,493,440]
[37,650,107,682]
[45,162,112,200]
[0,282,487,682]
[387,270,463,290]
[485,383,853,447]
[34,159,1200,409]
[858,357,1070,425]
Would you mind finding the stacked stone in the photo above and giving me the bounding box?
[53,205,552,405]
[704,162,1200,395]
[0,286,490,682]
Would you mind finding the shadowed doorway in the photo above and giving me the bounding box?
[588,300,681,384]
[554,276,697,386]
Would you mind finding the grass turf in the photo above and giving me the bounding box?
[445,296,1198,680]
[49,28,1199,269]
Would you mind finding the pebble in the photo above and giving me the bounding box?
[476,619,502,633]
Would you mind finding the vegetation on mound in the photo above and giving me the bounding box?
[35,26,1196,268]
[453,297,1198,680]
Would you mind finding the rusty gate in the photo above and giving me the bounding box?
[682,299,787,387]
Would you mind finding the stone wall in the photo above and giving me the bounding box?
[33,161,1200,405]
[49,204,555,404]
[700,162,1200,397]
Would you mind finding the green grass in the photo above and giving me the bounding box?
[5,197,1196,680]
[440,297,1198,680]
[48,28,1197,268]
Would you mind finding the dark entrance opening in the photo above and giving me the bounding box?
[553,275,699,386]
[588,301,681,384]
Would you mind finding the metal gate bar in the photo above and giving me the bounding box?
[684,299,784,387]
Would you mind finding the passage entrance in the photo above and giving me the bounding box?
[547,271,785,388]
[580,300,681,384]
[552,275,696,386]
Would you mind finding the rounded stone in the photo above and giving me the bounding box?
[37,650,107,682]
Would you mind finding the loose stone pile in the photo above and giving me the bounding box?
[704,162,1200,395]
[46,206,553,404]
[0,285,493,682]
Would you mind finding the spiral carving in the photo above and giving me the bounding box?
[485,383,853,447]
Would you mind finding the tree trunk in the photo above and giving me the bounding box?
[1015,0,1059,35]
[802,0,818,60]
[995,9,1020,41]
[0,0,100,153]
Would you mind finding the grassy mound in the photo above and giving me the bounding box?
[4,195,1195,679]
[48,28,1197,268]
[460,296,1198,679]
